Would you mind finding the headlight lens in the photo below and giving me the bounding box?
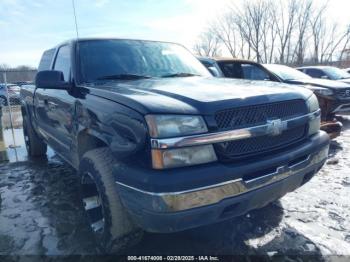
[306,94,320,112]
[145,115,208,138]
[152,145,217,169]
[310,87,333,96]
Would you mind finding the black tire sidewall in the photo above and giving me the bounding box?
[79,156,114,250]
[79,148,142,253]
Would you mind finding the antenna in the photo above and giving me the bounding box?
[72,0,79,39]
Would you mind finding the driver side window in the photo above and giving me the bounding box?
[53,45,71,82]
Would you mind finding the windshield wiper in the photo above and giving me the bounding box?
[161,72,200,78]
[97,74,152,80]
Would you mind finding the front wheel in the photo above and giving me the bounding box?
[79,148,143,253]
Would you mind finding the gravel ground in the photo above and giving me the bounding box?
[0,114,349,260]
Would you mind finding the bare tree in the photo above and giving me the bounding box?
[210,14,239,58]
[235,0,271,62]
[288,0,312,65]
[338,25,350,62]
[271,0,298,63]
[309,2,328,63]
[0,64,10,71]
[193,30,221,57]
[196,0,349,66]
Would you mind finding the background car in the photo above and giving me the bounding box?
[343,68,350,74]
[0,83,21,106]
[198,57,280,81]
[198,57,343,137]
[264,64,350,120]
[297,66,350,84]
[199,58,350,120]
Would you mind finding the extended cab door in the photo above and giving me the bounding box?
[34,45,75,162]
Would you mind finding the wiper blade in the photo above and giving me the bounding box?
[97,74,151,80]
[161,72,200,78]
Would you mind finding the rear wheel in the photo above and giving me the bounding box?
[23,113,47,157]
[79,147,143,253]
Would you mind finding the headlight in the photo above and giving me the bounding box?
[310,87,333,96]
[152,145,217,169]
[306,94,320,112]
[145,115,208,138]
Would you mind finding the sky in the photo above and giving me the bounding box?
[0,0,349,67]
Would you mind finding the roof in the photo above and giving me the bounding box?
[197,56,259,64]
[296,65,333,69]
[53,37,181,49]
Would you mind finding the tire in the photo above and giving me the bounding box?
[79,147,143,253]
[23,113,47,157]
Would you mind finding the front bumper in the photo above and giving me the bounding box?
[332,103,350,114]
[115,131,329,233]
[327,96,350,114]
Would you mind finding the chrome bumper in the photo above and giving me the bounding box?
[116,146,328,212]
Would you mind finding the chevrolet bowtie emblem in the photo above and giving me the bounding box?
[267,119,287,136]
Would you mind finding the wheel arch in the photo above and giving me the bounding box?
[77,129,109,161]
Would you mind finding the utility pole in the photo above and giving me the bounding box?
[3,72,17,149]
[0,107,9,162]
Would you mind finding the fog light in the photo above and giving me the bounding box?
[152,145,217,169]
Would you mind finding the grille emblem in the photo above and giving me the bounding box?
[267,119,286,136]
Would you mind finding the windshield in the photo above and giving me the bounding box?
[78,39,211,83]
[323,67,350,80]
[264,64,311,81]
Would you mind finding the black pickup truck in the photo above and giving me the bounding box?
[21,38,329,252]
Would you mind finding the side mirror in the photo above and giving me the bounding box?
[207,66,220,77]
[35,70,70,90]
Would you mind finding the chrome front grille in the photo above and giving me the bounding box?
[214,100,308,161]
[215,125,307,160]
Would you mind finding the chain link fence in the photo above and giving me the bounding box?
[0,70,36,162]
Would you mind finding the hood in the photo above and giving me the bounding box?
[285,78,350,90]
[87,77,313,115]
[337,79,350,85]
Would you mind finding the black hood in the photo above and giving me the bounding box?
[86,77,313,115]
[285,78,350,90]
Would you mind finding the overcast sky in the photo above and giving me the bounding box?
[0,0,349,67]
